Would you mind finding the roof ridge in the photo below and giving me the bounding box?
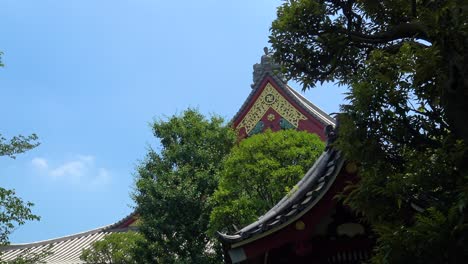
[2,226,110,250]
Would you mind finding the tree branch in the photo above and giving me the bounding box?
[333,23,431,44]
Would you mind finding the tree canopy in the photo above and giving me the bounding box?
[0,133,40,246]
[0,50,43,262]
[133,109,236,263]
[209,129,324,235]
[80,232,144,264]
[0,133,43,263]
[270,1,468,263]
[270,0,467,143]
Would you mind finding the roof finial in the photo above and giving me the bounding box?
[251,47,285,88]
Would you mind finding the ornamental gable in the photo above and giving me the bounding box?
[232,53,335,140]
[235,81,307,137]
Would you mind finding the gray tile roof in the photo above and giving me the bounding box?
[286,84,336,125]
[218,147,344,246]
[0,213,137,264]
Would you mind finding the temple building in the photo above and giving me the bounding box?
[219,52,374,264]
[1,52,373,263]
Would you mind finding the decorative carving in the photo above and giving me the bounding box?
[295,220,306,231]
[237,83,307,134]
[248,121,264,136]
[324,124,337,150]
[267,114,276,121]
[264,93,276,105]
[279,118,295,130]
[252,52,285,88]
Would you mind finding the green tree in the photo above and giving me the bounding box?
[270,1,468,263]
[209,129,324,234]
[0,52,43,262]
[80,232,144,264]
[133,109,236,263]
[0,133,40,246]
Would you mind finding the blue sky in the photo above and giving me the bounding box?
[1,0,345,243]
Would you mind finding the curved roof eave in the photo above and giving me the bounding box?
[218,147,344,247]
[0,212,138,264]
[1,212,137,250]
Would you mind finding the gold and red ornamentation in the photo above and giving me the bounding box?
[236,83,307,134]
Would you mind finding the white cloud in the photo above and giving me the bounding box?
[77,155,94,163]
[31,157,48,170]
[31,155,111,187]
[91,168,111,186]
[50,155,93,178]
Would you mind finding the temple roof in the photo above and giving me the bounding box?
[0,213,137,264]
[232,53,336,128]
[218,146,344,248]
